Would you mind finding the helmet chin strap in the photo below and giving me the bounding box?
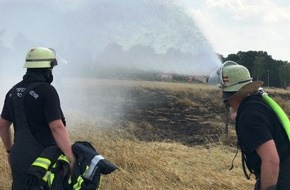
[224,104,230,136]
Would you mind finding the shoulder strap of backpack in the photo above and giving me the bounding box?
[23,82,47,99]
[235,95,268,179]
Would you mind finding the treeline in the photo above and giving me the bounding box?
[219,51,290,88]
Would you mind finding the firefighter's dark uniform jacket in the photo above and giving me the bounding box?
[25,141,117,190]
[7,81,51,190]
[1,71,66,189]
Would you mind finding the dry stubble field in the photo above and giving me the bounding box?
[1,78,290,190]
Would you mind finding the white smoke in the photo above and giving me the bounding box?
[0,0,222,124]
[0,0,221,76]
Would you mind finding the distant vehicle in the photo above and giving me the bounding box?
[283,83,290,90]
[188,76,207,83]
[159,73,173,81]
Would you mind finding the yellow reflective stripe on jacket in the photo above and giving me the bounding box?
[73,176,84,190]
[83,165,89,175]
[42,171,50,182]
[32,157,51,170]
[45,162,58,187]
[58,154,70,163]
[41,171,54,187]
[97,175,103,190]
[68,176,72,185]
[47,172,55,187]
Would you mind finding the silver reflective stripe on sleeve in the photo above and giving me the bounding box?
[83,155,105,179]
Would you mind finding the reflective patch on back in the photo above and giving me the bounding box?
[16,87,26,97]
[29,90,39,99]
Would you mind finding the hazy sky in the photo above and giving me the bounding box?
[182,0,290,62]
[1,0,289,124]
[0,0,289,79]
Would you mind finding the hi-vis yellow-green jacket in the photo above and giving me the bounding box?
[25,141,117,190]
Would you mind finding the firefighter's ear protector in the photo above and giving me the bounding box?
[49,48,58,68]
[50,58,58,68]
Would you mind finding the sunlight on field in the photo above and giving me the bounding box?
[0,125,255,190]
[1,78,290,189]
[69,124,255,190]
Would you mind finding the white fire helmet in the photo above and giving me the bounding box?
[219,61,252,92]
[24,47,57,69]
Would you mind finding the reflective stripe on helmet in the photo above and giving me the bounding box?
[25,59,54,62]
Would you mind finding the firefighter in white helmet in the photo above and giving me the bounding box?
[0,47,75,189]
[216,61,290,190]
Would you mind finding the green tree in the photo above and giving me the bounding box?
[236,51,258,70]
[226,53,239,63]
[279,63,290,88]
[252,55,266,81]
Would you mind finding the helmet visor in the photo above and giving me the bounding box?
[49,48,68,67]
[208,67,221,86]
[208,61,240,88]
